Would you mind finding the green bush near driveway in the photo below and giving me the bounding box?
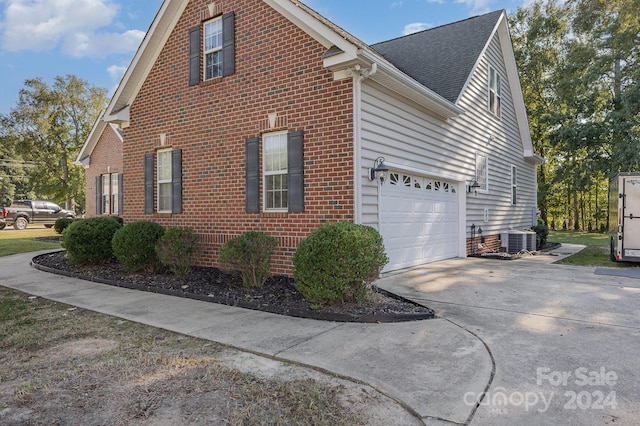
[293,222,389,306]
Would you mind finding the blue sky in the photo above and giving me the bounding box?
[0,0,527,115]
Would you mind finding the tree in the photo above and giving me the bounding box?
[511,0,640,231]
[1,75,108,210]
[510,1,571,225]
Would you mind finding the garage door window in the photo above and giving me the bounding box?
[389,172,456,194]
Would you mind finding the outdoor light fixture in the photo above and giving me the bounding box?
[369,156,389,184]
[468,179,481,194]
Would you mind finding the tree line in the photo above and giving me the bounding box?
[510,0,640,231]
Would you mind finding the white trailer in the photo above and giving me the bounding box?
[610,173,640,262]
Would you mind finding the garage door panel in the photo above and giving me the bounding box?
[381,172,459,272]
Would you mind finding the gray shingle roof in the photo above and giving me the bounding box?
[371,10,503,103]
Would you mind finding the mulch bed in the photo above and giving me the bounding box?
[31,250,434,323]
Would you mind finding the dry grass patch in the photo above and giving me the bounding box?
[0,287,375,425]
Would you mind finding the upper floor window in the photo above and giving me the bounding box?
[489,66,501,118]
[189,12,235,86]
[204,18,223,80]
[476,152,488,192]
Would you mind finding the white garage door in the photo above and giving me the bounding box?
[380,172,459,272]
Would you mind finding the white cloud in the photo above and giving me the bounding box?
[1,0,144,57]
[455,0,494,14]
[107,64,127,80]
[390,1,404,8]
[403,22,432,35]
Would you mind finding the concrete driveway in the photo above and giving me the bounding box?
[377,244,640,425]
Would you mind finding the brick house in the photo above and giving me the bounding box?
[100,0,541,275]
[76,113,123,217]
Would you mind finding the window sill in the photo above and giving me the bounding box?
[200,76,224,87]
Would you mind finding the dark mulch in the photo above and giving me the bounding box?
[31,250,434,323]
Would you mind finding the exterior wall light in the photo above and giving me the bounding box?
[468,179,481,194]
[369,157,389,184]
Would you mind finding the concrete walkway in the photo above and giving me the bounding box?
[2,245,639,425]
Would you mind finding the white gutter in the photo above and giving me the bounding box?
[359,50,464,119]
[350,63,378,224]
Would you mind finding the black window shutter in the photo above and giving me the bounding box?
[144,153,155,214]
[287,130,304,213]
[221,12,235,77]
[95,175,102,215]
[117,173,124,215]
[245,137,260,213]
[189,26,201,86]
[171,149,183,214]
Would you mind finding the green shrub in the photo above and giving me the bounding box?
[62,217,122,265]
[54,217,75,235]
[293,222,389,306]
[532,224,549,250]
[156,227,201,276]
[218,231,278,287]
[112,221,165,272]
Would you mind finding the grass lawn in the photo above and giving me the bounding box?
[0,226,61,257]
[547,230,633,267]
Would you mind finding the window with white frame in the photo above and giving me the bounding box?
[489,66,501,118]
[475,152,488,192]
[111,173,119,214]
[101,174,110,214]
[263,132,288,211]
[204,17,223,80]
[511,165,517,205]
[157,149,173,213]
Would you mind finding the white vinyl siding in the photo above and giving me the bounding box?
[359,31,537,249]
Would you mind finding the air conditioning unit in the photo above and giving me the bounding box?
[525,231,537,252]
[501,230,526,254]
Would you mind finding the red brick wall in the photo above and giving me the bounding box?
[84,124,123,218]
[123,0,354,275]
[466,233,502,256]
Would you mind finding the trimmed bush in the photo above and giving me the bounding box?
[156,227,201,276]
[532,223,549,250]
[293,222,389,306]
[54,217,75,235]
[112,221,165,272]
[218,231,278,287]
[62,217,122,265]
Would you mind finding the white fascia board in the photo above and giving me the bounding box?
[105,0,188,122]
[498,20,536,157]
[265,0,359,55]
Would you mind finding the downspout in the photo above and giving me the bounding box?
[350,63,377,224]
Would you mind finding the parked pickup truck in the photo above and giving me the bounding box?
[1,200,76,230]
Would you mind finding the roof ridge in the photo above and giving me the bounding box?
[372,9,504,46]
